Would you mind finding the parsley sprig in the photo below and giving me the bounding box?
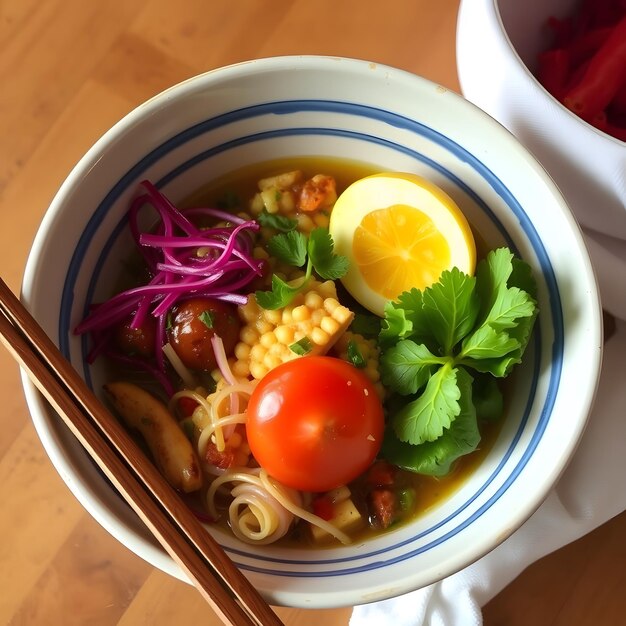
[255,228,349,309]
[379,247,538,476]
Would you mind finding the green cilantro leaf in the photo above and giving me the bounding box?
[267,230,307,267]
[475,247,514,319]
[378,246,538,476]
[510,256,538,299]
[256,209,298,232]
[379,301,414,348]
[460,325,521,360]
[480,285,537,332]
[255,274,303,310]
[381,368,480,476]
[422,268,479,353]
[307,228,349,280]
[391,362,461,445]
[198,310,214,329]
[380,340,446,395]
[257,228,349,310]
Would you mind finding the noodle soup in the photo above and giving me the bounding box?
[76,157,536,548]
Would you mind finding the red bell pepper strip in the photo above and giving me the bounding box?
[567,26,612,66]
[538,49,570,99]
[311,496,334,521]
[546,15,573,47]
[611,82,626,115]
[564,15,626,120]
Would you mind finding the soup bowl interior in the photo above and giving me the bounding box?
[21,56,602,608]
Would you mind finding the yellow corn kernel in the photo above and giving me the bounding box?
[263,308,282,325]
[320,316,340,335]
[281,309,293,324]
[250,362,269,380]
[300,321,314,335]
[269,342,290,357]
[263,353,282,370]
[232,360,250,378]
[275,325,294,345]
[260,331,277,348]
[311,309,324,325]
[234,342,251,360]
[292,305,310,322]
[240,326,260,346]
[250,343,267,362]
[255,319,273,334]
[333,306,353,325]
[324,298,340,314]
[311,327,329,345]
[304,291,324,309]
[318,281,336,298]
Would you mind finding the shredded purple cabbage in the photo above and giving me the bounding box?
[74,180,262,391]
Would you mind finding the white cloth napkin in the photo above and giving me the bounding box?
[351,228,626,626]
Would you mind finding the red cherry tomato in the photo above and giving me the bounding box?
[167,297,241,371]
[246,356,385,492]
[114,314,157,357]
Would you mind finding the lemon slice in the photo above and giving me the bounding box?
[329,172,476,316]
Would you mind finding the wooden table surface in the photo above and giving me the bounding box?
[2,1,626,624]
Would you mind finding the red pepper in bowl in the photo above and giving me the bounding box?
[563,15,626,121]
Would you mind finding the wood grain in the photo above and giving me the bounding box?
[1,1,625,624]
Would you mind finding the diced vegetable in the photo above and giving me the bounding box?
[398,488,416,513]
[368,488,397,530]
[310,498,364,542]
[366,460,398,487]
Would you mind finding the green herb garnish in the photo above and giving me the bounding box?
[256,208,298,232]
[255,228,349,309]
[347,339,367,368]
[379,247,538,474]
[198,310,215,329]
[289,337,313,355]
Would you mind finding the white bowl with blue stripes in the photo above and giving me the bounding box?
[21,56,602,608]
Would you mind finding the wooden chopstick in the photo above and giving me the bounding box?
[0,278,283,626]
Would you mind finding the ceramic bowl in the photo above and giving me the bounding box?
[21,56,602,608]
[456,0,626,315]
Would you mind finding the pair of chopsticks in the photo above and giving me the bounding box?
[0,278,283,626]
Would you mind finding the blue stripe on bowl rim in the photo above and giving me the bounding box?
[59,99,563,577]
